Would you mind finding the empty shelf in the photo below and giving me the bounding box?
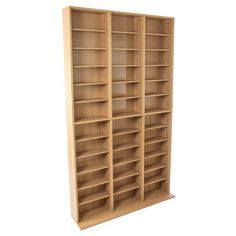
[112,65,141,68]
[113,156,140,167]
[73,65,107,68]
[112,30,140,35]
[145,163,167,173]
[113,142,140,152]
[144,175,167,186]
[114,196,139,210]
[112,80,140,84]
[145,108,171,116]
[78,191,110,206]
[145,123,168,131]
[145,78,169,82]
[78,163,109,175]
[145,150,167,159]
[114,170,140,181]
[114,183,140,195]
[146,64,169,67]
[80,205,110,222]
[77,147,109,159]
[113,111,142,119]
[72,28,106,33]
[74,97,108,104]
[113,127,140,136]
[146,49,169,52]
[112,95,140,101]
[146,32,170,36]
[78,177,109,190]
[113,48,141,51]
[145,93,169,98]
[145,136,168,145]
[74,115,109,125]
[72,47,107,50]
[74,81,107,86]
[76,133,108,142]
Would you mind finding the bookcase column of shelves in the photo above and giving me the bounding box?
[63,7,174,229]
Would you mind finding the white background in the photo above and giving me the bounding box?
[0,0,236,235]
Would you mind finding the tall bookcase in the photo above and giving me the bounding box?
[63,6,174,229]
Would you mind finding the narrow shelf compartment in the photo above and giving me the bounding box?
[145,78,169,82]
[78,191,109,206]
[146,48,169,52]
[72,47,107,50]
[145,163,167,173]
[146,64,169,67]
[78,177,109,190]
[112,95,140,101]
[76,133,108,142]
[145,108,171,115]
[74,97,108,104]
[145,93,168,98]
[113,142,140,152]
[74,115,109,125]
[113,127,140,136]
[114,183,140,195]
[73,65,107,68]
[145,123,168,131]
[145,136,168,145]
[112,80,140,84]
[112,111,142,119]
[78,163,109,175]
[113,156,139,167]
[114,169,140,181]
[112,30,140,35]
[72,28,106,33]
[113,48,141,51]
[74,81,107,86]
[146,33,170,36]
[77,147,109,159]
[144,175,167,186]
[112,65,141,68]
[145,150,167,159]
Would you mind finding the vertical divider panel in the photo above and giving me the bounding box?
[107,11,114,210]
[140,16,146,200]
[165,19,174,192]
[63,7,79,222]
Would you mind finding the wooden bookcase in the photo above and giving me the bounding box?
[63,6,174,229]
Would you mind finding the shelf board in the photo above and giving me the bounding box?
[76,133,108,142]
[72,47,107,50]
[146,64,169,67]
[145,136,168,145]
[78,177,109,191]
[145,78,169,82]
[113,111,142,120]
[145,163,167,173]
[77,147,109,159]
[113,127,140,136]
[114,183,140,195]
[73,65,107,68]
[112,95,140,101]
[74,115,109,125]
[146,32,170,36]
[113,48,141,51]
[145,150,167,159]
[78,191,110,206]
[78,163,109,175]
[112,64,141,68]
[112,80,140,84]
[113,142,140,152]
[114,169,140,181]
[145,93,169,98]
[72,28,106,33]
[74,97,108,104]
[74,81,107,86]
[145,108,171,116]
[144,175,167,186]
[113,156,140,167]
[145,123,168,131]
[112,30,141,35]
[146,49,169,52]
